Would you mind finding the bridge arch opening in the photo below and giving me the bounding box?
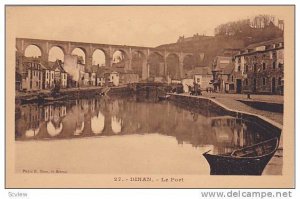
[48,46,65,62]
[92,49,106,67]
[148,52,164,79]
[166,53,180,80]
[72,47,86,64]
[24,44,42,58]
[112,50,127,68]
[132,51,146,78]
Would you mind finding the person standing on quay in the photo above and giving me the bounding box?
[193,81,199,96]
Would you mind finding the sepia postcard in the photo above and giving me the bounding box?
[5,5,295,188]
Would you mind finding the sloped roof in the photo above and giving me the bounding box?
[192,67,212,75]
[23,61,47,70]
[246,37,283,50]
[48,59,66,73]
[184,67,213,78]
[222,63,235,75]
[39,63,47,70]
[95,67,113,77]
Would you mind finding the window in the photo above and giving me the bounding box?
[278,77,282,85]
[245,65,248,72]
[262,63,266,70]
[273,61,276,69]
[197,78,200,83]
[254,63,257,72]
[231,76,234,82]
[46,72,49,79]
[245,78,248,86]
[238,65,241,72]
[262,78,266,86]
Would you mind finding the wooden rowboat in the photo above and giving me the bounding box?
[203,137,279,175]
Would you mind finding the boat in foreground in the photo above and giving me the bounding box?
[203,137,279,175]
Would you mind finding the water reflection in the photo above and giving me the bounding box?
[74,121,84,136]
[25,128,40,137]
[91,111,105,135]
[15,96,275,155]
[47,121,63,137]
[111,116,122,134]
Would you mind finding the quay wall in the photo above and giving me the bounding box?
[15,86,134,102]
[169,94,282,140]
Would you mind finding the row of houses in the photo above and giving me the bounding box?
[232,38,284,95]
[16,38,284,95]
[18,59,68,91]
[16,54,140,92]
[181,37,284,95]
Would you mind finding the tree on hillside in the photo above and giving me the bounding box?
[214,15,283,42]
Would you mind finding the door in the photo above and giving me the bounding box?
[272,77,276,94]
[236,79,242,94]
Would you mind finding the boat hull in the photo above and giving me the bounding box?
[203,150,276,175]
[158,95,170,101]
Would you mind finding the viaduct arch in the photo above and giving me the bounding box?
[16,38,198,80]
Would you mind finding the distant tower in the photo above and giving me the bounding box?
[278,19,284,31]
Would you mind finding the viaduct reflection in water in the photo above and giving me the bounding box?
[15,95,274,154]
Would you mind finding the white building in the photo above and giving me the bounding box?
[90,72,96,86]
[21,61,44,91]
[181,78,194,93]
[110,72,120,86]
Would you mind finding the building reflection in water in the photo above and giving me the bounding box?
[15,96,276,153]
[210,116,245,154]
[74,121,84,136]
[25,128,40,137]
[46,105,66,137]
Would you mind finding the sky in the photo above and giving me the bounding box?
[7,6,289,48]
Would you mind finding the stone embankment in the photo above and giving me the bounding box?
[169,93,283,175]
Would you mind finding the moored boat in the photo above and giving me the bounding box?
[203,137,279,175]
[44,95,66,102]
[158,94,171,101]
[20,96,39,104]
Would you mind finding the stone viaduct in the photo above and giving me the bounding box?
[16,38,196,80]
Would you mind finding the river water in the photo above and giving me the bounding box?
[15,95,280,175]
